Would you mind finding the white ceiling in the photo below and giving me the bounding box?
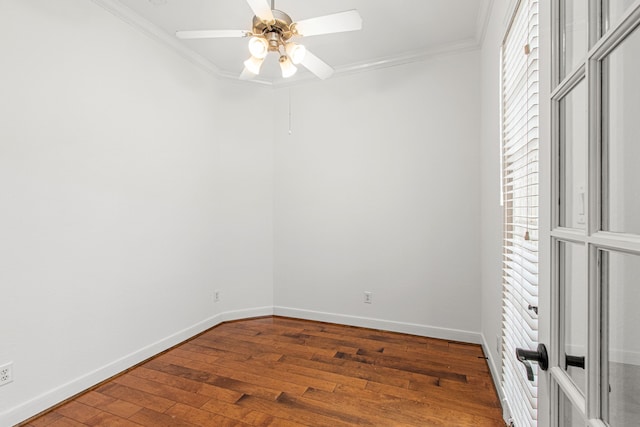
[108,0,491,85]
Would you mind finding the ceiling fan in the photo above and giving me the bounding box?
[175,0,362,80]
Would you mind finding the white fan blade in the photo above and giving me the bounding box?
[176,30,248,39]
[246,0,274,23]
[239,67,257,80]
[294,10,362,37]
[301,50,334,80]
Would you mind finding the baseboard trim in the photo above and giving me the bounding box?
[273,306,482,344]
[610,348,640,366]
[1,306,273,427]
[481,333,509,423]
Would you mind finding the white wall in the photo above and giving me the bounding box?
[272,51,483,341]
[0,1,274,424]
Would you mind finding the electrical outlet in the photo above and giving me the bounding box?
[364,291,372,304]
[0,363,13,386]
[214,290,220,303]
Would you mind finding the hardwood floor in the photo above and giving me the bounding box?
[22,317,505,426]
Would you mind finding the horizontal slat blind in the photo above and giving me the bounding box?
[501,0,539,426]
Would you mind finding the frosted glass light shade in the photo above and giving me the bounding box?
[248,37,268,59]
[285,43,306,64]
[279,55,297,78]
[243,56,264,75]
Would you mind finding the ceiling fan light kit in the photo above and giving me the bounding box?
[243,56,264,75]
[279,55,297,78]
[248,36,269,59]
[175,0,362,81]
[285,43,306,65]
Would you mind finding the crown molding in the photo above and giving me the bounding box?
[476,0,495,46]
[272,38,480,88]
[90,0,250,80]
[92,0,486,88]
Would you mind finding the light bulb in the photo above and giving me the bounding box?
[285,42,306,65]
[248,36,268,59]
[279,55,297,78]
[243,56,264,75]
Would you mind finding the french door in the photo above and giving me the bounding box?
[545,0,640,426]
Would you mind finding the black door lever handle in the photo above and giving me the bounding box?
[565,354,585,370]
[516,344,549,381]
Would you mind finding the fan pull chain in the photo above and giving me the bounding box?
[288,89,293,135]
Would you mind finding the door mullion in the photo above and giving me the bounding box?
[588,246,603,421]
[586,0,602,417]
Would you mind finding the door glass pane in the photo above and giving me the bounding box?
[602,26,640,235]
[559,79,587,229]
[607,1,636,31]
[559,390,586,426]
[562,0,588,78]
[559,242,587,394]
[601,250,640,426]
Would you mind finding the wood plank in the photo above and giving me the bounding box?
[75,391,143,418]
[136,363,245,403]
[94,383,176,413]
[154,353,309,397]
[164,403,255,427]
[198,399,274,426]
[281,353,413,388]
[365,380,504,420]
[145,358,283,401]
[302,386,447,426]
[235,394,366,427]
[38,417,86,427]
[53,401,103,423]
[84,412,144,427]
[336,348,468,382]
[23,411,64,427]
[269,356,369,389]
[128,408,198,427]
[209,357,338,393]
[304,385,503,427]
[200,333,338,360]
[112,373,211,408]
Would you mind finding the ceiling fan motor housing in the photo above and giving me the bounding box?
[252,9,295,51]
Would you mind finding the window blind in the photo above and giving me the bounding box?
[501,0,539,426]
